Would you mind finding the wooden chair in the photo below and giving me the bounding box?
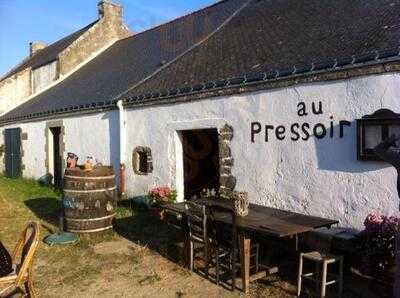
[297,251,343,298]
[184,201,211,277]
[0,222,40,298]
[208,205,260,291]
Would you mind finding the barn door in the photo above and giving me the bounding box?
[5,128,21,178]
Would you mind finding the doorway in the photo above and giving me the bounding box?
[181,129,219,199]
[4,128,21,178]
[48,126,62,187]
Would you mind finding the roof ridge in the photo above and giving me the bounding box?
[113,0,252,101]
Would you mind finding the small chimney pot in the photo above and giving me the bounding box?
[98,0,122,23]
[30,42,46,57]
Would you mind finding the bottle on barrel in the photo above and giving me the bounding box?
[66,153,78,168]
[84,156,94,171]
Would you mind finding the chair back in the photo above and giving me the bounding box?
[184,201,207,243]
[208,204,237,250]
[208,204,238,291]
[13,222,40,286]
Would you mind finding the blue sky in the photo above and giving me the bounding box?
[0,0,215,76]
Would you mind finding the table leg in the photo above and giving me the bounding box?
[183,234,191,269]
[239,233,251,293]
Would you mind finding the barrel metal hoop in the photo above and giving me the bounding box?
[64,175,116,180]
[65,214,115,222]
[67,226,113,233]
[63,186,116,193]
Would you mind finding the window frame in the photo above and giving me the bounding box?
[357,109,400,161]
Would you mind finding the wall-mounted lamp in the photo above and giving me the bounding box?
[357,109,400,161]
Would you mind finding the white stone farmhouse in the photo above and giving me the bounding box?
[1,0,400,229]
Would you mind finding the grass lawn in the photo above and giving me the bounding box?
[0,176,242,297]
[0,176,389,297]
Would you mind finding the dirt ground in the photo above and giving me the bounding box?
[0,177,392,297]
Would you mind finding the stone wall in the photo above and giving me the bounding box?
[58,2,131,75]
[0,68,31,115]
[32,60,58,93]
[0,1,131,115]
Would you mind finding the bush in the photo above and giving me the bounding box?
[359,212,399,278]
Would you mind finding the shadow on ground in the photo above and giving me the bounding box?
[24,197,61,227]
[114,202,299,296]
[114,205,185,266]
[113,201,392,297]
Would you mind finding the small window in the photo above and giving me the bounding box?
[138,151,148,173]
[132,146,153,175]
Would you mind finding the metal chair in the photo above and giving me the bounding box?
[208,205,260,291]
[0,221,40,298]
[184,201,211,277]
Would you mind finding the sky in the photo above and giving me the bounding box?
[0,0,216,77]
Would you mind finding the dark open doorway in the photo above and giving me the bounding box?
[181,128,219,199]
[49,127,62,188]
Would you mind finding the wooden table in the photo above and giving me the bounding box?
[162,199,338,293]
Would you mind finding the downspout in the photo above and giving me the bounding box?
[117,100,126,199]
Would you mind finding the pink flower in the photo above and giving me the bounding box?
[364,212,384,225]
[149,186,173,202]
[363,212,384,234]
[362,212,400,235]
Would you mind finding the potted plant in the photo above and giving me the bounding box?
[148,186,177,220]
[358,212,400,284]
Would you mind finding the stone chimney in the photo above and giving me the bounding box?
[98,1,122,24]
[30,42,46,57]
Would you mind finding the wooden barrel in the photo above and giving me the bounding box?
[62,166,116,233]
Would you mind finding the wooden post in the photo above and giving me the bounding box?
[239,233,251,293]
[183,233,191,269]
[321,261,328,298]
[297,253,303,297]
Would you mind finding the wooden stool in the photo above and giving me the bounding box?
[297,251,343,298]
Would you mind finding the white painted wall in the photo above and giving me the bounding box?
[0,121,47,178]
[0,111,119,181]
[1,72,400,229]
[63,111,120,173]
[122,72,400,229]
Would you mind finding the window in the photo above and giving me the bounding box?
[32,60,58,93]
[132,146,153,175]
[138,151,148,173]
[357,109,400,160]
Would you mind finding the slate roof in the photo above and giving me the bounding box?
[1,21,98,80]
[0,0,247,122]
[126,0,400,96]
[2,0,400,124]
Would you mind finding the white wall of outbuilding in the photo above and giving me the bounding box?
[1,72,400,228]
